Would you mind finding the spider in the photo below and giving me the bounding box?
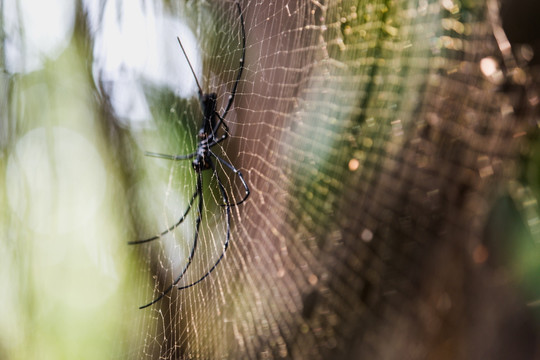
[130,2,249,309]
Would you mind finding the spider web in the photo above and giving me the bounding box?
[95,0,540,358]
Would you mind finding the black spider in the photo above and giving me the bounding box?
[130,2,249,309]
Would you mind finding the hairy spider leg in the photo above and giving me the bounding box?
[138,172,204,309]
[210,149,250,206]
[178,159,231,290]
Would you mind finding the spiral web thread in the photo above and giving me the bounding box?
[123,0,540,358]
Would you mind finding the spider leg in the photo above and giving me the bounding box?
[138,173,204,309]
[176,36,203,99]
[207,130,229,149]
[130,150,198,245]
[128,188,198,245]
[145,151,196,161]
[209,1,244,148]
[210,111,230,142]
[213,111,230,133]
[210,150,250,206]
[219,2,245,121]
[178,159,231,290]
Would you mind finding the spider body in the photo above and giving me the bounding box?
[130,2,249,309]
[193,93,218,171]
